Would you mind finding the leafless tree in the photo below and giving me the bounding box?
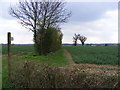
[79,35,87,46]
[9,0,71,41]
[10,0,71,29]
[10,0,71,55]
[73,33,80,46]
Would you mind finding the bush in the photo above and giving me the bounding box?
[9,61,119,88]
[34,28,63,56]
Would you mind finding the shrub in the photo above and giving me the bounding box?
[34,28,63,56]
[9,61,119,88]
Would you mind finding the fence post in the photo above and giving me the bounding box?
[8,32,11,80]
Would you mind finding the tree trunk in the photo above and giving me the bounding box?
[34,30,38,54]
[82,42,84,46]
[74,41,77,46]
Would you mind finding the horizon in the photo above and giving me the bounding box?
[1,42,119,45]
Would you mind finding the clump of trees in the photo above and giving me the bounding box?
[35,27,63,55]
[10,0,71,55]
[73,33,87,46]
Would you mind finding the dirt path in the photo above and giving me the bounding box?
[64,49,75,65]
[77,63,120,69]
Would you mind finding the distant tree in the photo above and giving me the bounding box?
[73,33,80,46]
[79,35,87,46]
[105,44,108,46]
[10,0,71,55]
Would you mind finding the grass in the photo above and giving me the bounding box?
[2,45,68,67]
[2,57,11,88]
[64,46,118,66]
[2,45,34,88]
[2,45,68,88]
[2,45,35,55]
[2,45,119,88]
[16,48,68,67]
[7,63,119,88]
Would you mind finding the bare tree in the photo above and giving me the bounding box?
[79,35,87,46]
[73,33,80,46]
[10,0,71,55]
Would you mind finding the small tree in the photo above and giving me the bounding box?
[79,36,87,46]
[35,27,63,55]
[73,34,80,46]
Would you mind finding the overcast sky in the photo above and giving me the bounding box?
[0,0,119,44]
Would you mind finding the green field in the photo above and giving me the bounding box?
[2,45,35,55]
[2,45,119,88]
[2,45,119,66]
[64,46,118,66]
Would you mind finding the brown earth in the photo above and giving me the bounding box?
[63,49,120,76]
[64,49,75,65]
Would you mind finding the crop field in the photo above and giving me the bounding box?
[64,46,119,66]
[2,45,35,55]
[2,45,119,66]
[2,45,120,88]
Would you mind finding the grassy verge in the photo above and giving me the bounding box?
[2,45,68,88]
[13,48,68,67]
[64,46,118,66]
[2,58,11,88]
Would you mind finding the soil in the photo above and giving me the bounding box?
[64,49,75,65]
[63,49,120,76]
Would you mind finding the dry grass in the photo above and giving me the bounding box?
[9,60,119,88]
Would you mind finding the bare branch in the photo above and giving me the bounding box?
[9,0,71,38]
[79,35,87,46]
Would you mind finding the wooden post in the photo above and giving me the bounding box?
[8,32,11,80]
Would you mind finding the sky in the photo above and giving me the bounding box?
[0,0,119,44]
